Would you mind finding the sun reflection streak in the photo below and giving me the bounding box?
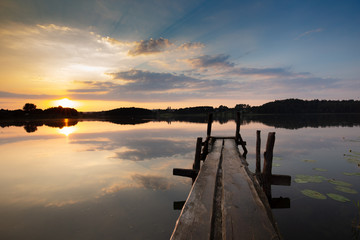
[57,119,77,136]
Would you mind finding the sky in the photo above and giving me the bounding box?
[0,0,359,111]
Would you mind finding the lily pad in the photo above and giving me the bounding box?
[295,175,327,183]
[302,159,316,163]
[327,193,350,202]
[345,157,360,165]
[349,150,360,155]
[273,163,281,167]
[328,179,352,187]
[335,186,358,194]
[273,157,283,161]
[313,168,328,172]
[301,189,327,199]
[343,172,360,176]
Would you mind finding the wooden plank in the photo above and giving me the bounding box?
[170,139,223,240]
[173,168,198,178]
[221,139,281,240]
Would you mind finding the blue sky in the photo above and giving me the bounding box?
[0,0,359,110]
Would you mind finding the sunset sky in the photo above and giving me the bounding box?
[0,0,359,111]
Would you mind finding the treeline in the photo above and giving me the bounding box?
[155,99,360,116]
[250,99,360,114]
[0,103,78,118]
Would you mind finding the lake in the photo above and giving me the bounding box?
[0,115,359,240]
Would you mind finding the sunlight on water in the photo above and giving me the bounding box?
[57,125,77,136]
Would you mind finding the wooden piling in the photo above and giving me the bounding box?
[207,113,213,137]
[256,130,261,175]
[235,111,240,141]
[193,137,202,170]
[262,132,276,199]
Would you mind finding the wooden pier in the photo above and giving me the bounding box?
[171,113,290,240]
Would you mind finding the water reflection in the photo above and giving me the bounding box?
[0,116,359,239]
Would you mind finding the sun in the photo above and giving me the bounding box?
[53,98,78,108]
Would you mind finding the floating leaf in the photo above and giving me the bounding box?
[349,150,360,155]
[273,157,282,161]
[302,159,316,163]
[313,168,328,172]
[328,179,352,187]
[335,186,358,194]
[295,175,327,183]
[273,163,281,167]
[327,193,350,202]
[343,172,360,176]
[301,189,327,199]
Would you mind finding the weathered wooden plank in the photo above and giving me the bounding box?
[170,139,223,240]
[221,139,281,240]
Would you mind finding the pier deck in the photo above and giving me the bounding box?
[171,137,281,240]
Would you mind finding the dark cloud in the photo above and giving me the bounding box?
[108,69,205,91]
[128,37,172,56]
[69,69,233,101]
[187,54,234,68]
[131,174,172,190]
[233,67,305,77]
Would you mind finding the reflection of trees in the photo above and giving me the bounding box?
[0,119,79,133]
[44,119,78,128]
[243,114,360,129]
[24,123,39,133]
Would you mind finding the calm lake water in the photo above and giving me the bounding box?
[0,115,359,240]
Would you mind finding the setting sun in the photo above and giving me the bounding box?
[53,98,78,108]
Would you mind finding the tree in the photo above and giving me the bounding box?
[23,103,37,112]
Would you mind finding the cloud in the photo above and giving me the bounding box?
[178,42,205,50]
[295,28,324,40]
[128,37,172,56]
[37,24,72,32]
[108,69,205,91]
[186,54,234,68]
[68,69,234,102]
[230,67,310,78]
[0,91,56,99]
[113,139,193,161]
[131,174,173,190]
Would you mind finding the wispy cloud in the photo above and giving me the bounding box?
[186,54,234,68]
[178,42,205,50]
[295,28,324,40]
[0,91,56,99]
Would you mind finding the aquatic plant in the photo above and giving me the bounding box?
[302,159,316,163]
[335,186,358,194]
[313,168,328,172]
[343,172,360,176]
[328,179,352,187]
[295,175,327,183]
[327,193,350,202]
[301,189,327,199]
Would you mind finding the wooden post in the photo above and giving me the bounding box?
[256,130,261,175]
[207,113,213,137]
[235,111,240,142]
[262,132,275,199]
[193,137,202,170]
[173,168,198,178]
